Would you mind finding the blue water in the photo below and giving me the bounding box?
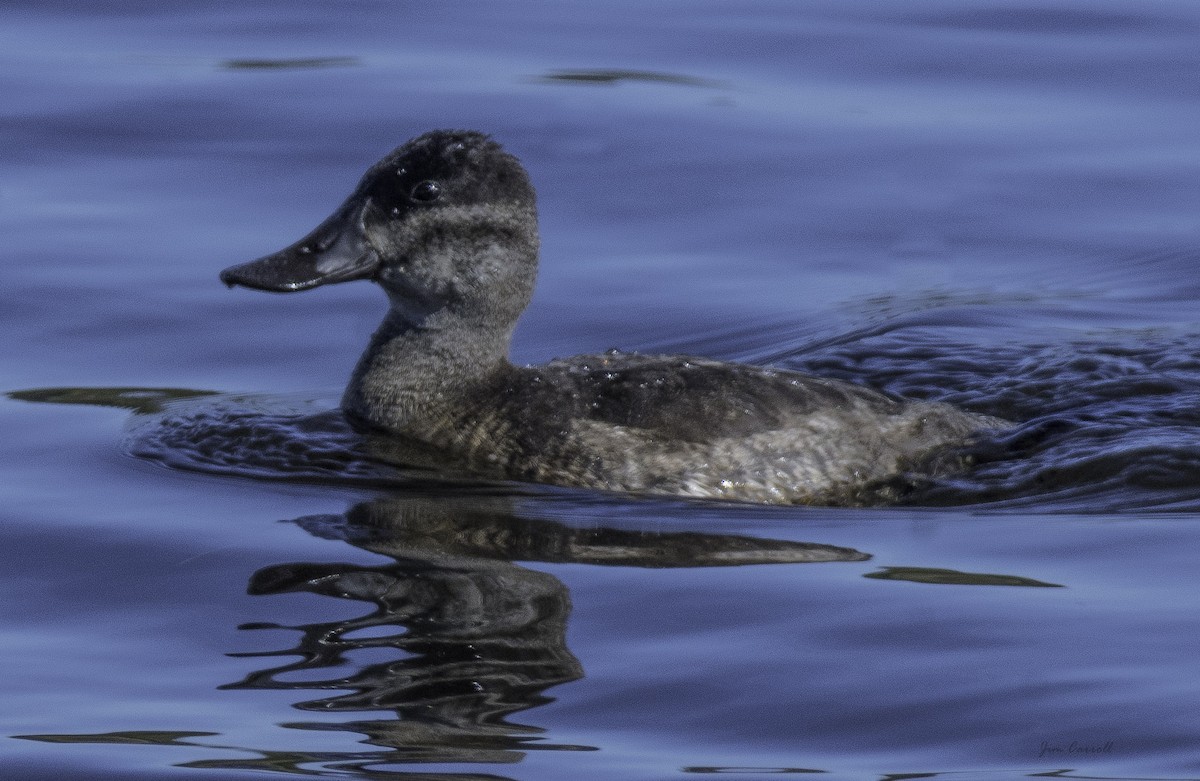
[5,2,1200,779]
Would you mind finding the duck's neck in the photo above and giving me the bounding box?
[342,307,514,435]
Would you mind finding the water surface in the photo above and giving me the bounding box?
[4,2,1200,779]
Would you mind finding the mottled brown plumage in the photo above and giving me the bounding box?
[221,130,1004,504]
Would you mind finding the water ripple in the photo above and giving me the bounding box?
[13,318,1200,514]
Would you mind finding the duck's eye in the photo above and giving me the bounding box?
[410,180,442,202]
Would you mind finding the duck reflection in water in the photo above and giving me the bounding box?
[221,494,869,772]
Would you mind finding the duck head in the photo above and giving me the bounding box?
[220,130,540,330]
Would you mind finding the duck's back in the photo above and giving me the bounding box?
[433,352,1000,504]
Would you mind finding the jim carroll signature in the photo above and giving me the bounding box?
[1038,738,1115,758]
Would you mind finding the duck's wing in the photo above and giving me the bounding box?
[532,353,904,444]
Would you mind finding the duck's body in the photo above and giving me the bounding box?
[343,311,992,504]
[222,130,1002,505]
